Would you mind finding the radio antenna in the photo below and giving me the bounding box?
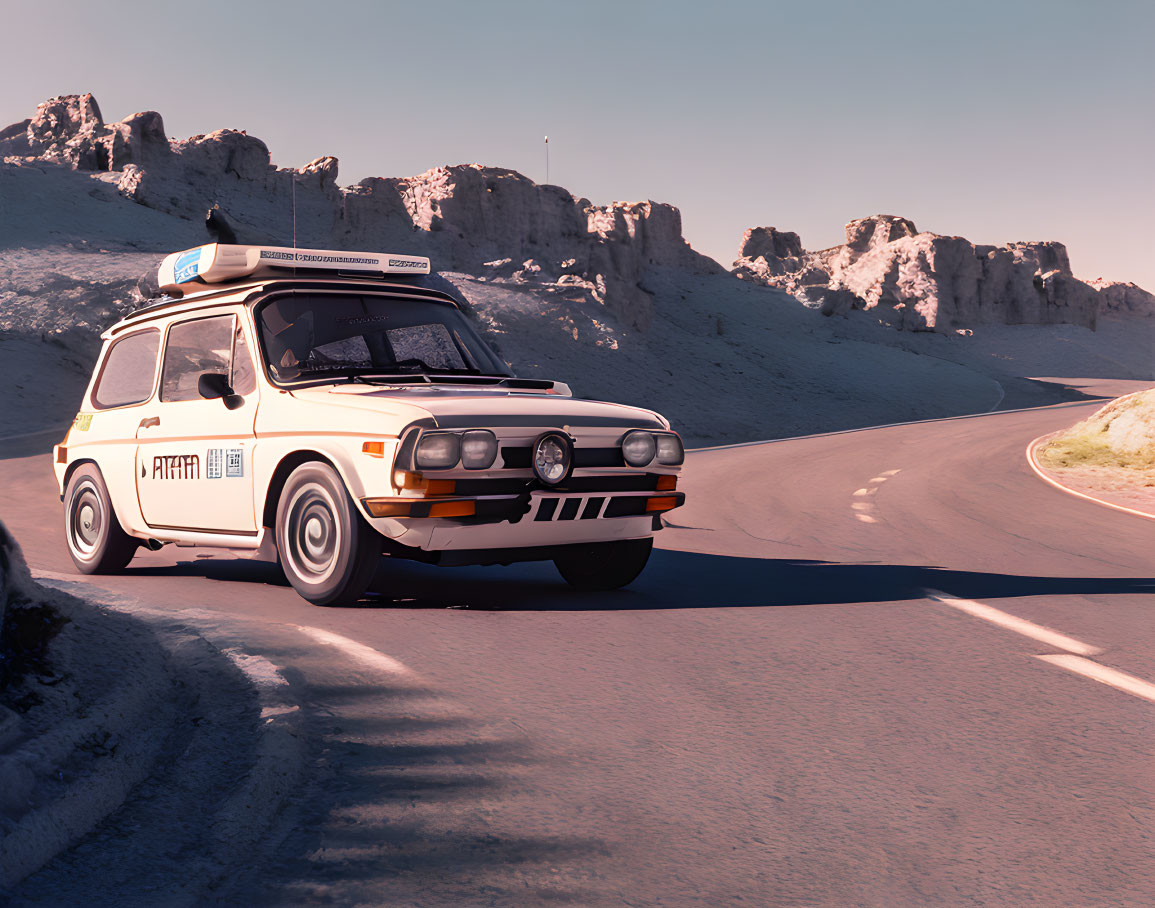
[291,172,298,278]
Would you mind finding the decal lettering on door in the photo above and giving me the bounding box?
[152,454,200,480]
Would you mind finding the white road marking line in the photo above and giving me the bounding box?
[925,590,1103,657]
[868,476,889,483]
[855,514,878,523]
[1036,655,1155,704]
[32,568,84,583]
[294,625,415,678]
[852,487,876,497]
[881,469,901,476]
[851,502,873,511]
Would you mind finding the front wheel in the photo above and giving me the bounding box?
[554,537,653,591]
[63,464,138,574]
[275,462,380,605]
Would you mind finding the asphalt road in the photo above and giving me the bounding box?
[4,385,1155,906]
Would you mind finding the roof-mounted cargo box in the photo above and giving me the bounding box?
[157,244,431,291]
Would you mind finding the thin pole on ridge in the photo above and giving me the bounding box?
[544,135,549,185]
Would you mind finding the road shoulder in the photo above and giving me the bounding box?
[1027,432,1155,521]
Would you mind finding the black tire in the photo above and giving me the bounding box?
[63,464,138,574]
[554,537,653,591]
[275,462,380,605]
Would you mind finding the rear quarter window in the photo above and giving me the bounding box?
[92,329,160,409]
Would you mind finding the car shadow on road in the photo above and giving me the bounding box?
[223,680,610,905]
[354,550,1155,612]
[127,548,1155,612]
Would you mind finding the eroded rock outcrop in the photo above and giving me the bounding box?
[1,94,719,331]
[734,214,1139,331]
[1086,279,1155,316]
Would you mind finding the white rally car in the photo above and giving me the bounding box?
[54,244,684,604]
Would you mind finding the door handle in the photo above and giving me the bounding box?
[139,417,160,430]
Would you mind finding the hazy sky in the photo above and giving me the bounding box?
[3,0,1152,287]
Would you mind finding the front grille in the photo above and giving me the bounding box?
[502,446,624,469]
[422,475,658,495]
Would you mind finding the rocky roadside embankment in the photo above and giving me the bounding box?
[0,521,306,897]
[1032,389,1155,516]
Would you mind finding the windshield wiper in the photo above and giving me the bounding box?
[286,370,516,387]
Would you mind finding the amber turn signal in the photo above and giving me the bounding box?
[362,498,476,518]
[393,471,456,495]
[362,441,386,457]
[655,475,677,491]
[363,499,414,518]
[645,496,680,513]
[428,501,476,518]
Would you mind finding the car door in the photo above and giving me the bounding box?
[135,313,259,534]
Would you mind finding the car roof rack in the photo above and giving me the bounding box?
[156,243,431,292]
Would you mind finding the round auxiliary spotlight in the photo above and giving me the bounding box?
[532,432,573,486]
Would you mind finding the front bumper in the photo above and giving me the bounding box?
[361,488,685,552]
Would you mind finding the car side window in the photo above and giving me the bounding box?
[161,315,235,402]
[231,322,257,396]
[92,329,160,409]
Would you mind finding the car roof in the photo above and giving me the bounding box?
[104,277,465,339]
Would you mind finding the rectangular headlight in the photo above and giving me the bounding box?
[460,430,498,469]
[656,433,684,465]
[415,433,460,469]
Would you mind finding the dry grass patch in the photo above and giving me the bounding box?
[1039,389,1155,471]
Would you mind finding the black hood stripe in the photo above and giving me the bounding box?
[431,415,665,430]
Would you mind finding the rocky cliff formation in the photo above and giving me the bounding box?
[734,215,1148,331]
[0,94,720,330]
[1086,279,1155,316]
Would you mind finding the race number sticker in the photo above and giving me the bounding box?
[207,448,243,478]
[226,449,244,478]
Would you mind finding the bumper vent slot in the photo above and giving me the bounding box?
[581,497,605,519]
[534,494,640,522]
[558,498,581,521]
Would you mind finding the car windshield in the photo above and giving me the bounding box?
[255,293,512,382]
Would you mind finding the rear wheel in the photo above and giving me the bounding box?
[554,537,653,591]
[275,462,380,605]
[63,464,138,574]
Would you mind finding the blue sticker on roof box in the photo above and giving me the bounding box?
[174,249,201,283]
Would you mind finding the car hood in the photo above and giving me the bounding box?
[288,384,669,431]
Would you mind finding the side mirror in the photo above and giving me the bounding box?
[198,372,232,399]
[198,372,244,410]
